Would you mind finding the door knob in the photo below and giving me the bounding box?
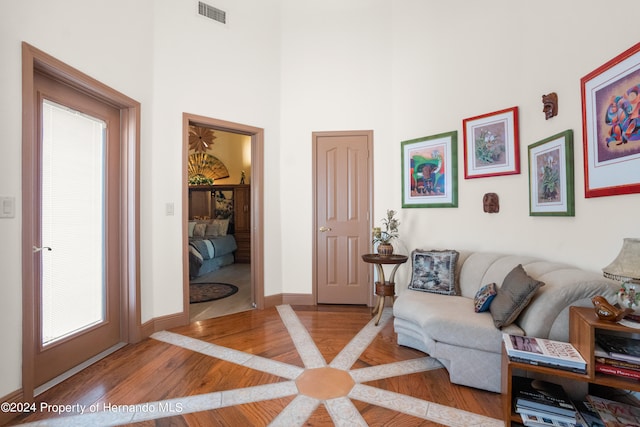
[319,226,332,232]
[33,246,52,253]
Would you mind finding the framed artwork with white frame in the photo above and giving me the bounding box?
[581,42,640,198]
[463,106,520,179]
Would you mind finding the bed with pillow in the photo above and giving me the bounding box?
[188,218,237,278]
[393,249,619,393]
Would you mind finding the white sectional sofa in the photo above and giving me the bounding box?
[392,250,619,393]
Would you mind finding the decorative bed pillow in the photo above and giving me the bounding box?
[211,218,230,236]
[474,282,497,313]
[188,221,196,237]
[193,222,207,237]
[408,249,460,295]
[490,264,545,328]
[205,223,219,237]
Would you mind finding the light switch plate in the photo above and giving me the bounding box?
[0,197,15,218]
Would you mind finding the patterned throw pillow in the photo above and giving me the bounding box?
[408,249,460,295]
[473,283,497,312]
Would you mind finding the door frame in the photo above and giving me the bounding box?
[182,113,264,314]
[312,130,374,306]
[21,42,141,401]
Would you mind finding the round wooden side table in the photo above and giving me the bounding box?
[361,254,408,325]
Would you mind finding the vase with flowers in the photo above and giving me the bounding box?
[617,282,640,314]
[372,209,400,256]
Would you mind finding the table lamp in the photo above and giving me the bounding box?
[603,238,640,313]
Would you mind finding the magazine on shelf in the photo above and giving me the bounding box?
[519,411,578,427]
[595,362,640,380]
[512,376,577,418]
[503,333,587,370]
[594,343,609,358]
[595,355,640,371]
[573,400,605,427]
[586,395,640,427]
[595,342,640,371]
[595,334,640,364]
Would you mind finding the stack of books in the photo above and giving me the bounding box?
[512,376,579,427]
[503,333,587,374]
[595,334,640,381]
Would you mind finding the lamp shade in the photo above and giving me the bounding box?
[603,238,640,282]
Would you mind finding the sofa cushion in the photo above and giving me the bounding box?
[517,265,618,339]
[474,282,497,312]
[408,249,460,295]
[457,253,541,298]
[490,264,545,328]
[394,291,523,353]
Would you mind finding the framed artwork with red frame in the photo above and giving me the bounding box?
[581,42,640,198]
[463,106,520,179]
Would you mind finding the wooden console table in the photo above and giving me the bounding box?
[361,254,408,325]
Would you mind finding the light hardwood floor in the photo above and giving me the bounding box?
[8,305,503,426]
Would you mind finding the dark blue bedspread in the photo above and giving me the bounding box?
[189,234,237,260]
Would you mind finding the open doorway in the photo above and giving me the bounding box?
[182,113,264,322]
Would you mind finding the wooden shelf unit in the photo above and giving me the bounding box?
[502,306,640,426]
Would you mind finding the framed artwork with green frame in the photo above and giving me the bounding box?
[401,131,458,208]
[528,129,575,216]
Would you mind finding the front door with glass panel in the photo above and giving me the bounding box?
[33,72,122,388]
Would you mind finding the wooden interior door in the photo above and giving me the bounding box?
[232,185,251,263]
[314,131,373,305]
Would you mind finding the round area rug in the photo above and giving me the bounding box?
[189,282,239,304]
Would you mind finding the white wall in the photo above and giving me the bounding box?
[278,0,640,293]
[279,0,394,293]
[0,0,155,399]
[387,0,640,288]
[0,0,638,400]
[0,0,282,398]
[148,0,282,317]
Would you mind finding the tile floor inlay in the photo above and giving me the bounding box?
[19,305,504,426]
[295,367,355,399]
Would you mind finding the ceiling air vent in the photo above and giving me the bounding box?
[198,1,226,24]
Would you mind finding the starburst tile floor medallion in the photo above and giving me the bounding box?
[20,305,503,426]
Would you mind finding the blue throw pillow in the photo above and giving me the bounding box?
[474,282,497,313]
